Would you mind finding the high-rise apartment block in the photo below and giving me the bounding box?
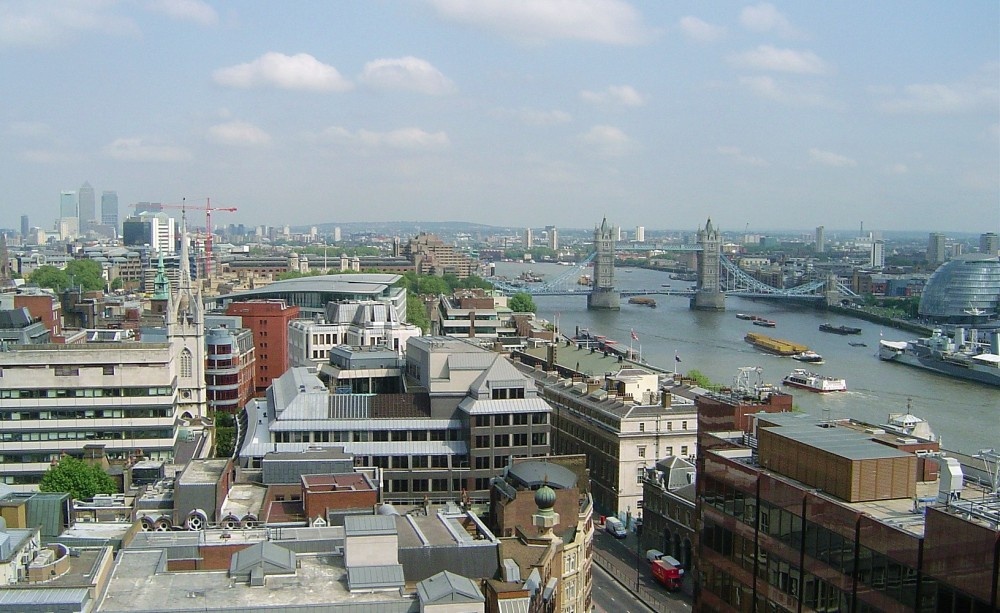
[927,232,947,264]
[870,239,885,268]
[402,232,477,279]
[101,190,119,229]
[981,232,999,255]
[545,225,558,250]
[635,225,645,242]
[523,227,533,249]
[19,215,28,240]
[815,225,825,253]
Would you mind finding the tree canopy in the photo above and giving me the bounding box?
[508,292,537,313]
[406,294,431,332]
[39,455,117,501]
[29,265,69,291]
[65,259,105,291]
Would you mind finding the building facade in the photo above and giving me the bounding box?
[225,299,300,394]
[205,325,256,415]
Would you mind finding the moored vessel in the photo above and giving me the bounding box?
[752,318,776,328]
[782,369,847,392]
[820,323,862,335]
[878,328,1000,388]
[792,350,824,364]
[744,333,809,356]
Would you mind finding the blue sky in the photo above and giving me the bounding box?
[1,0,997,234]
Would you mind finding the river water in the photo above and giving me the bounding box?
[493,261,999,454]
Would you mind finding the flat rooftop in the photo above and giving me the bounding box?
[177,459,230,485]
[100,550,417,611]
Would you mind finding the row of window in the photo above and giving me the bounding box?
[637,420,688,432]
[0,428,173,442]
[1,408,173,421]
[473,433,548,448]
[473,412,547,427]
[0,387,174,399]
[272,429,462,444]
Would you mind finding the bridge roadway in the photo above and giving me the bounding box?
[509,287,826,300]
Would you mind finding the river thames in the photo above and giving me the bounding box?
[493,261,999,454]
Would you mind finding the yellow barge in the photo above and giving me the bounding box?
[744,332,809,356]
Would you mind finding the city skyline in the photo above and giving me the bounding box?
[2,1,997,233]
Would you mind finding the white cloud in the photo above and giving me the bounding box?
[0,1,138,47]
[730,45,825,74]
[809,148,856,168]
[740,3,799,38]
[580,125,634,156]
[213,53,353,92]
[738,76,842,109]
[320,126,450,151]
[678,16,725,43]
[147,0,218,26]
[492,108,572,126]
[886,163,908,175]
[427,0,651,45]
[580,85,645,107]
[102,138,192,162]
[359,57,455,95]
[877,69,999,114]
[717,146,769,167]
[207,121,271,146]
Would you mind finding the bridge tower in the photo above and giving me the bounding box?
[588,217,620,310]
[690,218,726,311]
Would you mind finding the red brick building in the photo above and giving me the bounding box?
[225,300,299,393]
[14,292,63,342]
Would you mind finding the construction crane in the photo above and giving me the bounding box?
[131,198,237,279]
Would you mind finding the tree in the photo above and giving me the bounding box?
[214,412,236,458]
[406,293,430,332]
[509,292,537,313]
[30,265,69,291]
[65,259,105,291]
[39,455,117,501]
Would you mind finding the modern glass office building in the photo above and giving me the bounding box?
[918,255,1000,324]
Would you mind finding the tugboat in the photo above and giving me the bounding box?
[819,323,862,335]
[792,350,824,364]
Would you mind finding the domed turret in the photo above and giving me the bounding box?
[534,484,557,510]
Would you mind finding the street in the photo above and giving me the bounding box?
[592,525,693,612]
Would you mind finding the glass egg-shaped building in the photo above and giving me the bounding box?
[918,255,1000,324]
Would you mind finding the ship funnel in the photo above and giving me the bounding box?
[991,332,1000,355]
[954,327,965,347]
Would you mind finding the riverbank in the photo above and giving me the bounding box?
[825,304,933,335]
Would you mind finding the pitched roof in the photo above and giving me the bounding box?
[416,570,485,604]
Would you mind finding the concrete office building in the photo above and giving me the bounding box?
[981,232,999,255]
[815,225,825,253]
[77,181,96,233]
[101,190,119,229]
[524,228,533,249]
[225,300,299,394]
[237,337,553,501]
[123,212,175,255]
[635,225,645,242]
[545,225,558,250]
[402,233,477,279]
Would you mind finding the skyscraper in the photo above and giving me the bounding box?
[524,227,533,249]
[927,232,947,265]
[78,181,96,233]
[545,225,558,250]
[20,215,28,239]
[870,239,885,268]
[101,190,119,228]
[815,225,825,253]
[981,232,999,255]
[59,190,77,218]
[635,225,645,242]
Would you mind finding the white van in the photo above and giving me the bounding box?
[645,549,664,563]
[605,516,627,538]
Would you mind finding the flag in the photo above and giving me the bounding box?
[630,329,639,341]
[675,352,682,363]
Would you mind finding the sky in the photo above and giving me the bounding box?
[1,1,998,234]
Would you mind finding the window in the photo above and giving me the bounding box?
[638,446,646,458]
[494,455,507,468]
[639,423,645,432]
[494,434,510,447]
[475,415,490,427]
[102,366,115,375]
[665,446,673,456]
[681,445,689,456]
[532,432,547,445]
[682,421,688,430]
[667,422,673,431]
[180,349,193,378]
[531,413,548,424]
[54,366,79,376]
[637,467,645,484]
[513,433,528,446]
[475,435,490,448]
[475,456,490,469]
[513,414,528,425]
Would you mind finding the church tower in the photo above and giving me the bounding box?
[168,212,207,419]
[588,217,620,310]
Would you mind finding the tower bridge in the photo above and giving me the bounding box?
[491,218,857,308]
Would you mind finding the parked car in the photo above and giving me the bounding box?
[604,516,627,539]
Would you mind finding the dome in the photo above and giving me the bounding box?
[918,256,1000,324]
[534,484,557,510]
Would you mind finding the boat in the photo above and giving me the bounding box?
[782,369,847,393]
[878,328,1000,388]
[735,313,754,320]
[792,350,824,364]
[744,333,809,356]
[628,296,656,307]
[848,342,867,347]
[752,319,776,328]
[819,323,862,335]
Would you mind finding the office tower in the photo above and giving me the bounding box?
[815,226,825,253]
[77,181,96,233]
[334,226,341,242]
[101,191,119,228]
[635,225,645,242]
[927,232,947,264]
[122,213,175,254]
[870,240,885,268]
[524,228,533,249]
[545,225,558,250]
[981,232,999,255]
[20,215,28,239]
[59,190,76,218]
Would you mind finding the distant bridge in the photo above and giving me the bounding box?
[492,253,857,301]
